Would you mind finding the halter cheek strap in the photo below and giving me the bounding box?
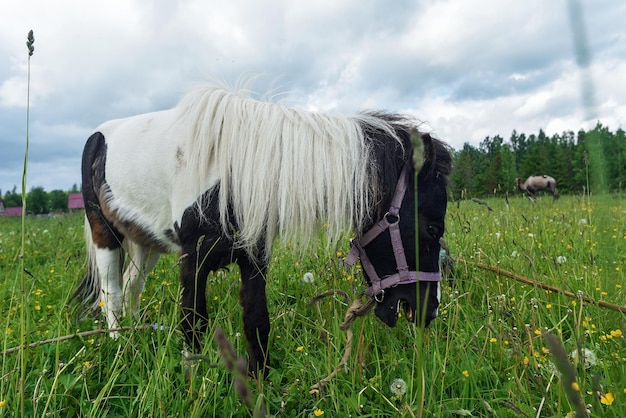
[345,163,442,301]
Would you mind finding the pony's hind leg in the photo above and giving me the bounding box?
[94,246,125,336]
[79,131,126,337]
[76,214,125,338]
[122,243,161,318]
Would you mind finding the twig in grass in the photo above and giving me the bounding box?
[536,371,556,418]
[309,289,375,330]
[308,290,374,394]
[470,198,493,211]
[498,400,528,417]
[1,325,177,355]
[457,258,626,314]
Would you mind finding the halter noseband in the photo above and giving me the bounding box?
[345,162,442,302]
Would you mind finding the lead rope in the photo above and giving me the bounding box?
[308,290,375,395]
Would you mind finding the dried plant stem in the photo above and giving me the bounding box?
[458,258,626,314]
[308,289,374,394]
[1,325,165,355]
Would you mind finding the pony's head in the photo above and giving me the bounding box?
[354,124,451,328]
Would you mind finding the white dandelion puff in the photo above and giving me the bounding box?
[390,378,407,396]
[570,348,597,369]
[303,272,315,283]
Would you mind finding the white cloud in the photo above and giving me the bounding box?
[0,0,624,192]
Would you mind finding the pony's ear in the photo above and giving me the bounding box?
[410,128,424,172]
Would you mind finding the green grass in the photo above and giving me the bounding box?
[1,193,625,417]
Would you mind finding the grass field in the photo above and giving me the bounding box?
[1,193,625,417]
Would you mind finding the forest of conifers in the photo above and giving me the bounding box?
[449,122,626,198]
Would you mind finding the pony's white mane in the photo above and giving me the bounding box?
[176,83,404,255]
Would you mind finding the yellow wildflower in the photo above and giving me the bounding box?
[313,408,324,416]
[489,338,497,343]
[296,346,304,352]
[600,392,615,405]
[0,400,6,407]
[462,370,469,377]
[98,300,106,307]
[571,382,580,392]
[610,329,622,338]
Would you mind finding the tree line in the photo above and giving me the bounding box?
[1,184,80,215]
[2,121,624,213]
[449,122,626,198]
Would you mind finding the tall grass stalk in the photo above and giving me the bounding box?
[17,29,35,418]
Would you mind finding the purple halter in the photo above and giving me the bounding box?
[345,162,442,301]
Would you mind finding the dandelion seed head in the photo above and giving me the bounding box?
[390,378,407,396]
[303,272,315,283]
[570,348,597,369]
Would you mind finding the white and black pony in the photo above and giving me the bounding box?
[516,175,559,200]
[73,83,452,373]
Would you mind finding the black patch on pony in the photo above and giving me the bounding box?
[353,120,452,328]
[175,186,271,373]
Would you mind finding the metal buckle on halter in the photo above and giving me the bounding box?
[374,289,385,303]
[384,212,399,225]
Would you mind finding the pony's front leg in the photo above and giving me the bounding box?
[94,247,124,337]
[122,244,160,318]
[238,255,270,375]
[179,253,209,352]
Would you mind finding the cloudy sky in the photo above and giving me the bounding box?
[1,0,624,193]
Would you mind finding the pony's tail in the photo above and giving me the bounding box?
[71,215,102,316]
